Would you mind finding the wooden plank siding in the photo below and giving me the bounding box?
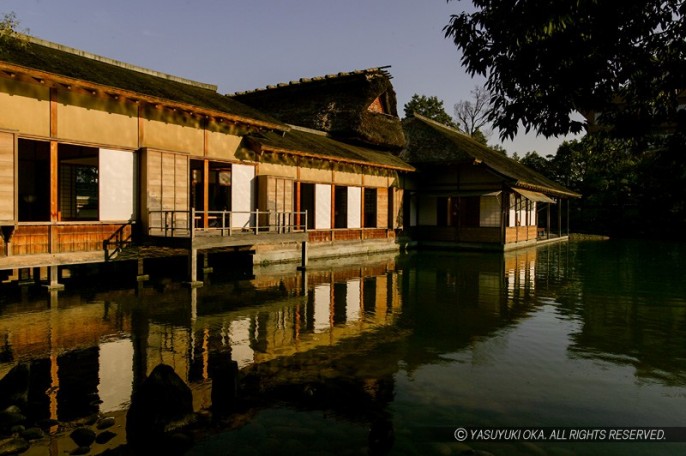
[376,187,388,229]
[505,226,538,244]
[0,131,15,222]
[8,223,131,255]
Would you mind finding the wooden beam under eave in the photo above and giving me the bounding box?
[203,159,209,229]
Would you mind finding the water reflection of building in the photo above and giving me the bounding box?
[0,254,403,453]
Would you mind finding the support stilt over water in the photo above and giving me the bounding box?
[185,248,203,288]
[45,266,64,291]
[136,258,149,282]
[297,241,308,271]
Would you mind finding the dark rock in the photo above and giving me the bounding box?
[69,446,91,455]
[125,364,194,449]
[0,437,29,456]
[70,427,96,447]
[0,365,29,410]
[8,426,23,435]
[76,414,98,426]
[21,427,44,441]
[36,419,59,430]
[96,417,115,430]
[95,430,116,445]
[0,411,25,431]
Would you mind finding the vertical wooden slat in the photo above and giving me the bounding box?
[50,141,58,223]
[0,132,15,221]
[377,187,388,229]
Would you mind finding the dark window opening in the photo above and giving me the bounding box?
[364,188,377,228]
[18,139,50,222]
[334,186,348,229]
[300,183,315,230]
[58,144,99,221]
[461,196,480,227]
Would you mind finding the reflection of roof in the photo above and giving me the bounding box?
[0,34,286,130]
[402,114,580,198]
[248,126,414,172]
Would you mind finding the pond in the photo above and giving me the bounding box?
[1,239,685,455]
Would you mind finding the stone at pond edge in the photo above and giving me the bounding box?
[0,437,29,456]
[126,363,194,449]
[0,411,25,431]
[0,365,29,410]
[96,417,116,430]
[96,430,117,445]
[21,427,44,441]
[70,427,96,447]
[70,446,91,456]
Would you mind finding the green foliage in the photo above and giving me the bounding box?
[0,12,29,48]
[403,94,456,128]
[445,1,686,140]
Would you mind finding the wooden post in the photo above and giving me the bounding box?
[296,181,301,229]
[46,266,64,291]
[557,198,562,238]
[203,160,209,230]
[546,203,551,240]
[298,240,308,271]
[566,198,571,236]
[136,258,149,282]
[185,248,203,288]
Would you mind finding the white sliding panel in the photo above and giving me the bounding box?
[99,148,136,221]
[347,186,361,228]
[315,184,331,230]
[231,164,255,228]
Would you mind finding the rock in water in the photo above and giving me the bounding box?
[0,365,29,410]
[70,427,96,447]
[126,363,194,449]
[0,437,29,456]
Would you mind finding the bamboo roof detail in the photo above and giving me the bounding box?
[402,114,580,198]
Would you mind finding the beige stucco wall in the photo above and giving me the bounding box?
[0,79,50,137]
[333,171,362,186]
[205,130,242,161]
[299,166,333,184]
[258,162,298,179]
[56,90,138,148]
[141,107,203,155]
[363,174,389,188]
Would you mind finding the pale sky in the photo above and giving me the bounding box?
[2,0,579,156]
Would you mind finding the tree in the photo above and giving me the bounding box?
[403,94,456,128]
[444,1,686,140]
[454,85,491,137]
[0,12,29,49]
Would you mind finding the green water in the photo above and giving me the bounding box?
[1,240,686,455]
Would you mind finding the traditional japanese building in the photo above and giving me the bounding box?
[0,34,411,287]
[401,114,580,250]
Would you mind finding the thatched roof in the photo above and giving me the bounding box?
[231,68,406,150]
[0,34,286,130]
[402,114,580,198]
[247,126,414,172]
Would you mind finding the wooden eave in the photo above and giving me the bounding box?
[511,180,581,199]
[253,142,414,173]
[0,61,288,133]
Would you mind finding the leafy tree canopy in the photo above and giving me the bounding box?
[403,94,457,128]
[445,0,686,140]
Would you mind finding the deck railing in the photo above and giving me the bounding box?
[147,209,308,238]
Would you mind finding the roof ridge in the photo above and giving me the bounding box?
[22,33,218,91]
[228,66,392,97]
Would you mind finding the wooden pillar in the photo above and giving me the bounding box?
[566,198,571,236]
[295,181,301,228]
[186,248,203,288]
[136,258,149,282]
[203,159,209,229]
[298,240,308,271]
[46,266,64,291]
[557,198,562,237]
[546,203,551,240]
